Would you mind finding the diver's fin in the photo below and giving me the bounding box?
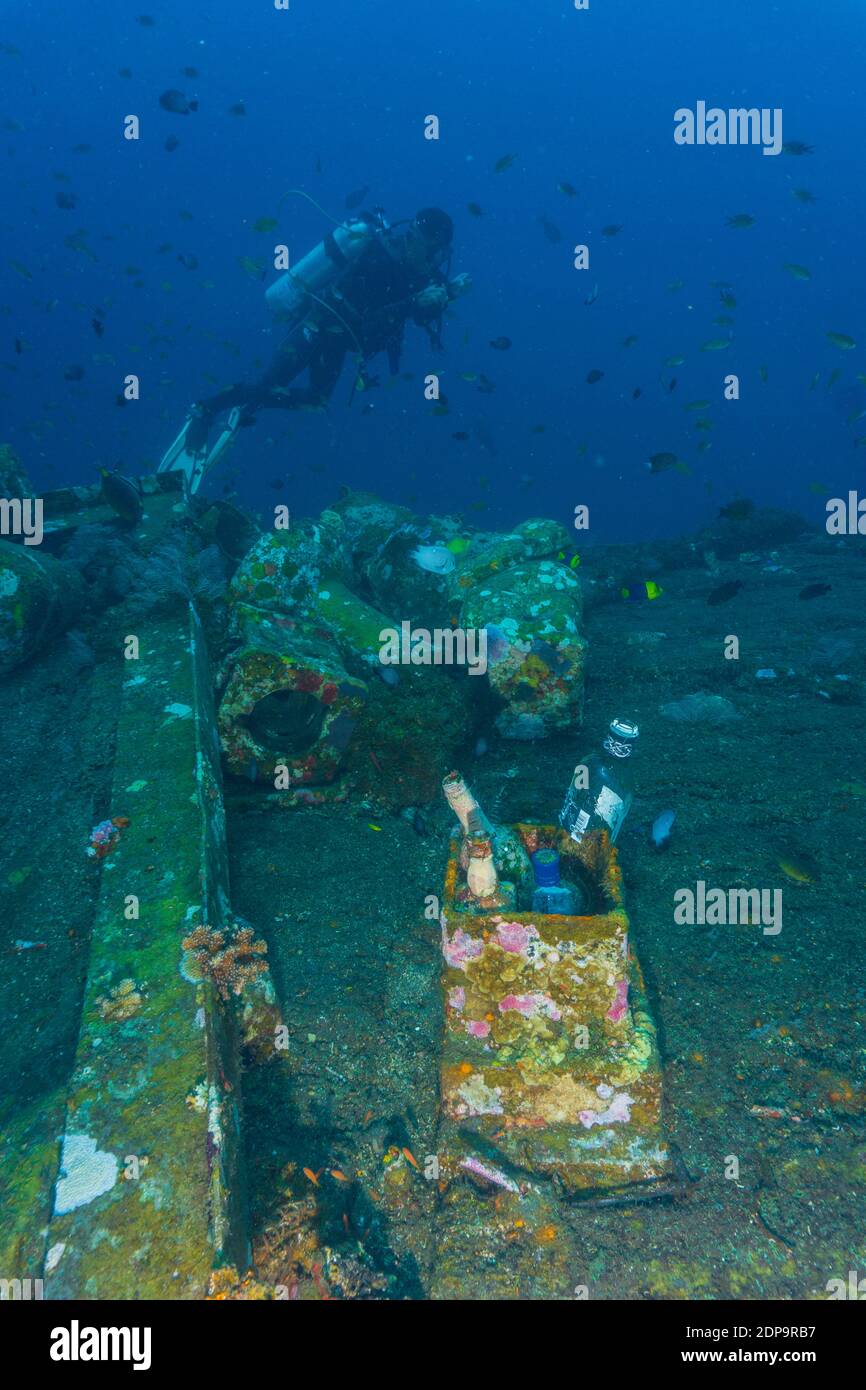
[158,407,242,494]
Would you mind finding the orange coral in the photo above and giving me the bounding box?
[182,922,268,1000]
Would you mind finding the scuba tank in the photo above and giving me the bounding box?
[265,215,380,320]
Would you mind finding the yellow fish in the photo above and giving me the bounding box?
[778,857,814,884]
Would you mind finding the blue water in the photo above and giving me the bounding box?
[1,0,863,540]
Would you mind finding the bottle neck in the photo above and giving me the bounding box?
[603,735,635,760]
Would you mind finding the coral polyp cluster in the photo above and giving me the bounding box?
[181,922,268,999]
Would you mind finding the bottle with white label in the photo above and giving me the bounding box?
[559,718,639,844]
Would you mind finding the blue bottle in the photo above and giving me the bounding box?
[530,849,585,916]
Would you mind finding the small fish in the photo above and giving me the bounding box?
[137,13,156,24]
[782,141,813,156]
[72,142,91,153]
[701,338,731,352]
[159,89,198,116]
[176,253,198,270]
[538,215,562,244]
[14,338,22,354]
[466,202,483,217]
[252,216,278,233]
[667,279,685,292]
[12,940,46,952]
[452,430,469,441]
[686,399,711,411]
[227,101,246,117]
[783,263,811,281]
[792,188,816,203]
[7,258,32,279]
[719,290,737,308]
[719,498,754,522]
[182,67,199,78]
[494,153,517,173]
[410,544,455,575]
[601,224,622,237]
[632,387,641,400]
[583,282,599,306]
[650,809,676,849]
[826,368,842,388]
[586,369,604,384]
[489,336,511,351]
[664,355,685,367]
[91,317,105,337]
[621,335,638,348]
[118,67,132,78]
[99,467,143,524]
[63,363,85,381]
[621,580,663,601]
[798,583,831,600]
[646,451,680,473]
[367,823,382,832]
[402,1147,421,1170]
[55,191,77,210]
[164,135,180,152]
[726,213,755,229]
[777,855,816,884]
[668,378,678,393]
[238,255,266,281]
[707,579,743,605]
[759,365,769,383]
[330,1169,350,1183]
[827,331,856,350]
[557,181,577,197]
[344,185,369,210]
[302,1167,321,1186]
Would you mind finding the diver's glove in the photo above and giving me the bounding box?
[447,272,472,299]
[415,283,450,312]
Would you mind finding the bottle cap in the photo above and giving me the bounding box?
[610,718,639,740]
[531,848,561,886]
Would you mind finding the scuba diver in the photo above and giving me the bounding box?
[160,203,471,492]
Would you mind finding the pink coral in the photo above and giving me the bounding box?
[442,925,484,971]
[606,978,629,1023]
[498,992,561,1021]
[495,921,539,955]
[579,1091,634,1129]
[466,1019,491,1038]
[448,986,466,1012]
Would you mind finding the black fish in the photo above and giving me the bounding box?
[798,583,831,600]
[177,252,198,269]
[668,377,677,392]
[632,387,641,399]
[64,363,85,380]
[159,89,198,116]
[452,431,469,441]
[182,67,199,78]
[466,202,483,217]
[99,467,143,524]
[14,338,22,354]
[707,580,743,605]
[137,13,156,24]
[164,135,180,153]
[119,67,132,78]
[719,498,754,521]
[586,369,604,384]
[228,101,246,117]
[344,185,369,211]
[268,478,284,489]
[489,336,511,351]
[538,216,562,244]
[55,191,77,210]
[91,317,104,337]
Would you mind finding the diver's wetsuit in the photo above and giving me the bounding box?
[189,227,448,444]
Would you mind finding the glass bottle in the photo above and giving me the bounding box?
[442,770,531,877]
[559,718,639,844]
